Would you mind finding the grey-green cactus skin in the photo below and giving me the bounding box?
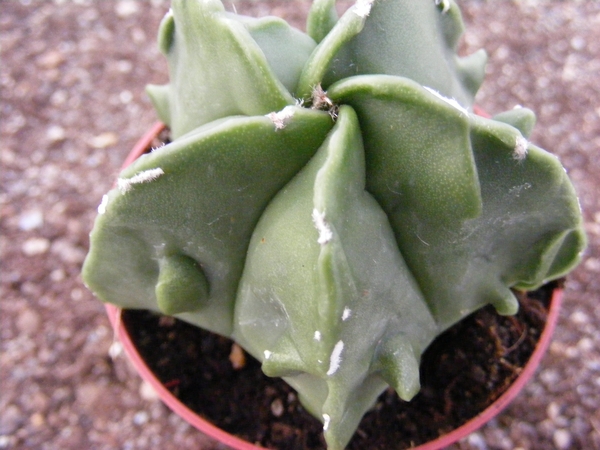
[82,1,586,449]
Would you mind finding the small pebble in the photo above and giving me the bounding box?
[586,360,600,372]
[270,399,284,417]
[553,429,572,449]
[30,413,45,428]
[46,125,66,143]
[570,36,586,51]
[139,381,159,401]
[22,237,50,256]
[88,132,118,149]
[50,269,66,282]
[0,436,14,449]
[465,431,487,450]
[0,405,22,434]
[70,288,84,301]
[229,343,246,370]
[119,90,133,104]
[484,427,513,450]
[16,309,41,335]
[115,0,139,18]
[539,369,560,387]
[108,341,123,359]
[577,337,594,352]
[116,59,133,73]
[546,402,560,421]
[18,209,44,231]
[76,383,102,411]
[570,310,589,324]
[584,257,600,272]
[51,239,86,264]
[37,50,65,69]
[133,411,149,425]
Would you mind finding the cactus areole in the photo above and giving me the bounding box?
[83,1,586,449]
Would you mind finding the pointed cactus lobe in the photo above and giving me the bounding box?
[83,1,586,449]
[234,106,437,449]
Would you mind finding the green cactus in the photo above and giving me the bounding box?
[83,1,586,449]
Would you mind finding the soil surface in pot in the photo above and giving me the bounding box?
[122,282,557,450]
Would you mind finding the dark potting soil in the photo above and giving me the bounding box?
[121,281,558,450]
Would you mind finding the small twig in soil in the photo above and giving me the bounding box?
[504,319,528,356]
[443,377,459,416]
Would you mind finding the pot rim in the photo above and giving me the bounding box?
[105,122,563,450]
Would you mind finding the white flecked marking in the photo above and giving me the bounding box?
[98,194,109,214]
[342,307,352,321]
[327,340,344,376]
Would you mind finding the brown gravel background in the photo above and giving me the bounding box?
[1,1,599,449]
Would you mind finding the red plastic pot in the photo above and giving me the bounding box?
[105,123,563,450]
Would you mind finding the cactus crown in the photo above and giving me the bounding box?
[83,1,586,448]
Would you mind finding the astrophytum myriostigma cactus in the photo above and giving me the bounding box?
[82,0,586,448]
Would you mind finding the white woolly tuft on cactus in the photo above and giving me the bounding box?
[312,208,333,244]
[514,135,529,161]
[326,340,344,376]
[354,0,375,18]
[117,168,164,193]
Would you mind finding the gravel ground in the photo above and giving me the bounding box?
[1,1,599,449]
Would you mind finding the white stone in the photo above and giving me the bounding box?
[88,132,118,149]
[133,411,150,425]
[139,381,159,401]
[18,209,43,230]
[46,125,66,143]
[115,0,139,17]
[553,429,572,450]
[109,341,123,359]
[577,337,594,352]
[22,237,50,256]
[464,432,487,450]
[584,257,600,272]
[270,399,284,417]
[569,310,589,325]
